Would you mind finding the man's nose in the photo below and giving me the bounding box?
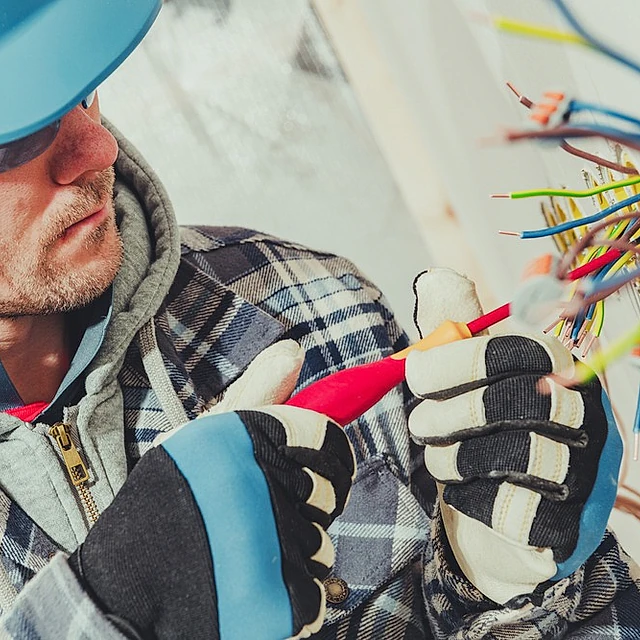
[48,105,119,185]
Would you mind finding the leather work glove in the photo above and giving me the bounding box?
[202,339,306,414]
[405,268,623,604]
[69,343,355,640]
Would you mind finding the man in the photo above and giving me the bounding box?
[0,1,638,638]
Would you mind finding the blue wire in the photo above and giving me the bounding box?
[574,123,640,144]
[571,309,585,341]
[594,257,617,280]
[581,264,640,298]
[573,265,610,335]
[568,100,640,130]
[634,388,640,436]
[521,193,640,239]
[567,256,613,338]
[592,265,615,289]
[584,237,640,295]
[584,261,615,322]
[552,0,640,76]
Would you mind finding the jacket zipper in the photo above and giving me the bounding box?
[48,422,100,526]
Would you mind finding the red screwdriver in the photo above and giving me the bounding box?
[285,249,621,426]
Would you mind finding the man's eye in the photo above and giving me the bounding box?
[81,90,97,110]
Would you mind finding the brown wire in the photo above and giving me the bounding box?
[615,494,640,519]
[507,126,640,154]
[620,482,640,500]
[560,140,639,175]
[505,82,640,174]
[595,237,640,259]
[577,284,632,311]
[505,81,535,109]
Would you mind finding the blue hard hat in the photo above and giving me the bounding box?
[0,0,162,144]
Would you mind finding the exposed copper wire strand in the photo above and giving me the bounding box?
[506,81,535,109]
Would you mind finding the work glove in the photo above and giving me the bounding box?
[69,342,355,640]
[406,268,623,604]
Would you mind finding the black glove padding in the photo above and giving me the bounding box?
[69,406,355,640]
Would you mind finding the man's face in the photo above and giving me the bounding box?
[0,95,122,317]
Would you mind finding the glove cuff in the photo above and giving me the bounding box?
[438,486,556,604]
[76,447,218,638]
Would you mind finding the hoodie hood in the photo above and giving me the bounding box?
[84,119,182,394]
[69,119,183,507]
[65,120,183,536]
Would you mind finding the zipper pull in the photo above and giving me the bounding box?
[48,423,89,486]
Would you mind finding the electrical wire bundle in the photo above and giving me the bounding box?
[494,68,640,364]
[479,2,640,507]
[556,217,640,355]
[485,1,640,352]
[497,178,640,354]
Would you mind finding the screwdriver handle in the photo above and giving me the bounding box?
[285,321,471,425]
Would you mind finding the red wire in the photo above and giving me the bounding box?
[467,303,510,334]
[465,248,622,335]
[566,248,622,280]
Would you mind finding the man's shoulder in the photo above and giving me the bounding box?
[176,225,376,294]
[179,225,331,257]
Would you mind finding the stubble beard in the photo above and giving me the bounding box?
[0,167,124,317]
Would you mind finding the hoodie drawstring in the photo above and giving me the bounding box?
[137,319,189,429]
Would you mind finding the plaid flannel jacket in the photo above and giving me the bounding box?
[0,226,639,639]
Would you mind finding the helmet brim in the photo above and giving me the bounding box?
[0,0,161,144]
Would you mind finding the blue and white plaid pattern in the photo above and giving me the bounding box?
[0,497,54,597]
[0,226,638,638]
